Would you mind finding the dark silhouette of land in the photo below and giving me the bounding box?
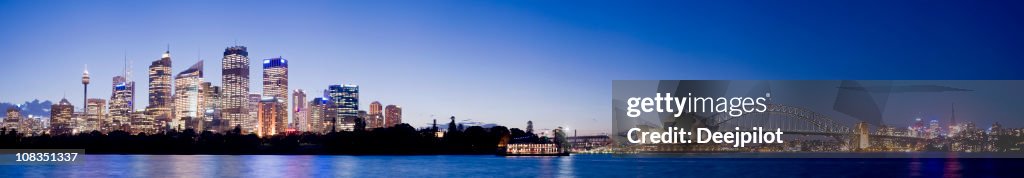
[0,123,547,155]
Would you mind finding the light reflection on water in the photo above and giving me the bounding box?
[0,154,1019,177]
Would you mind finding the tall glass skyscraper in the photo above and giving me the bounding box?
[262,57,288,125]
[221,46,249,131]
[147,50,173,124]
[328,85,359,118]
[173,60,203,130]
[328,85,358,131]
[109,75,135,127]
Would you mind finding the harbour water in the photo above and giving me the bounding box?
[1,154,1022,177]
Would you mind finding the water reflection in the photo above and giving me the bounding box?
[0,154,1015,177]
[944,153,961,178]
[559,156,575,177]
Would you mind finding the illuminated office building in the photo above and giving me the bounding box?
[257,97,285,137]
[147,50,173,124]
[202,82,222,130]
[4,107,21,131]
[173,60,204,130]
[109,75,135,128]
[246,93,261,133]
[368,101,383,129]
[85,98,106,132]
[221,46,249,131]
[50,98,74,135]
[328,85,358,115]
[385,104,402,128]
[293,89,308,132]
[308,97,331,133]
[262,57,288,117]
[130,111,155,134]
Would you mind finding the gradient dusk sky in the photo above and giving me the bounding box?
[0,1,1022,134]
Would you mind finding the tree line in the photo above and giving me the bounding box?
[0,123,545,155]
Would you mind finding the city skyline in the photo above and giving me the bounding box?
[2,1,1023,135]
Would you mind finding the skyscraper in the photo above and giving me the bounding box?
[85,98,106,132]
[385,104,402,128]
[173,60,203,130]
[328,85,358,131]
[109,75,135,128]
[328,85,358,117]
[147,50,173,124]
[293,89,308,132]
[4,107,21,131]
[221,46,249,130]
[308,97,329,133]
[202,82,221,129]
[51,98,74,135]
[246,93,261,133]
[262,57,289,100]
[368,101,383,129]
[257,97,285,137]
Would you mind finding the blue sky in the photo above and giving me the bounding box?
[0,1,1021,134]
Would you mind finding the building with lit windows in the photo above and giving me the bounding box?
[293,89,308,132]
[246,93,261,133]
[109,75,135,129]
[385,104,402,128]
[130,111,155,134]
[147,50,173,124]
[368,101,383,129]
[202,82,222,130]
[308,97,331,133]
[4,107,21,131]
[85,98,106,132]
[257,97,286,137]
[51,98,75,135]
[174,60,204,130]
[327,85,358,118]
[262,57,289,120]
[221,46,249,132]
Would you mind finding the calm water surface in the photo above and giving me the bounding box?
[1,154,1023,177]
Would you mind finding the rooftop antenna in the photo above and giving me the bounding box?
[123,50,128,78]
